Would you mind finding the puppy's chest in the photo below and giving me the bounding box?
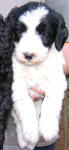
[12,52,62,90]
[12,60,49,89]
[24,67,47,87]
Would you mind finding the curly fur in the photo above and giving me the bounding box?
[0,15,13,150]
[0,1,68,150]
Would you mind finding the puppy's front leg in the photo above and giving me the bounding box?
[39,90,65,141]
[12,82,39,146]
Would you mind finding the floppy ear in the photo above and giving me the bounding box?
[5,7,18,28]
[5,7,19,44]
[55,14,68,50]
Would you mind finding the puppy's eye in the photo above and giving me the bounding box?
[36,22,46,35]
[15,21,27,41]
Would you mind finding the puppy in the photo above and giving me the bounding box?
[5,1,68,149]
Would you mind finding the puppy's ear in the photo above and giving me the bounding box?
[5,7,18,29]
[5,7,19,43]
[54,13,68,50]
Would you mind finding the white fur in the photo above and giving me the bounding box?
[11,7,67,150]
[19,6,48,30]
[12,45,67,149]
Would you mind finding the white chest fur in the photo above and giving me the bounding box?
[12,49,66,97]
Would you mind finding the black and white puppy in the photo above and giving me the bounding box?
[4,1,68,149]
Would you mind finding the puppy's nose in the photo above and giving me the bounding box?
[24,53,35,60]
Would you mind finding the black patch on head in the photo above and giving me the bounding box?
[36,8,68,50]
[36,19,56,48]
[14,21,27,42]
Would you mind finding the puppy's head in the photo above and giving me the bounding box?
[6,2,68,65]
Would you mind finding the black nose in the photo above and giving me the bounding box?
[24,53,34,60]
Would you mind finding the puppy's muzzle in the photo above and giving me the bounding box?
[24,53,35,60]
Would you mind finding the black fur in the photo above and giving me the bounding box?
[0,15,13,150]
[36,7,68,50]
[0,2,68,149]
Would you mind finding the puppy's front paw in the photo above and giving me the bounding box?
[22,120,39,145]
[17,137,27,149]
[16,123,27,148]
[17,131,27,148]
[39,117,59,141]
